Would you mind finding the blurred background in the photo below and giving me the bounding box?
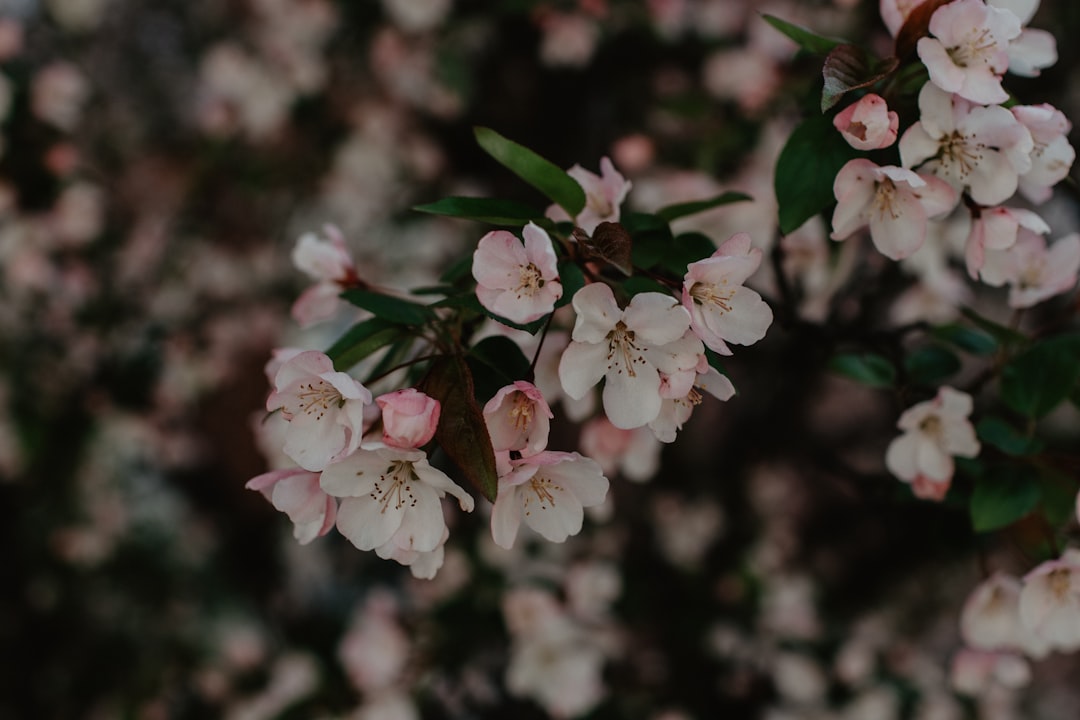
[2,0,1079,718]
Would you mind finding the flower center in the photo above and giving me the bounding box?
[586,190,613,219]
[946,28,995,69]
[690,281,734,313]
[516,262,545,298]
[370,460,419,513]
[918,415,943,438]
[605,320,646,378]
[293,380,343,421]
[873,178,901,221]
[523,473,562,516]
[509,392,533,431]
[940,131,982,180]
[1048,568,1072,600]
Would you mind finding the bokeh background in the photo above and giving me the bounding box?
[3,1,1080,718]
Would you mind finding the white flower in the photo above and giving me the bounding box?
[321,445,473,553]
[265,350,372,472]
[490,451,608,549]
[1018,555,1080,652]
[546,157,632,234]
[559,283,702,429]
[1011,103,1075,204]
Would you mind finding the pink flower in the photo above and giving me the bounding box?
[950,649,1031,695]
[899,83,1033,206]
[982,231,1080,307]
[988,0,1057,77]
[833,94,899,151]
[1011,103,1075,204]
[649,361,735,443]
[964,206,1048,279]
[376,388,440,449]
[546,157,632,234]
[579,416,661,482]
[246,468,336,544]
[559,283,702,429]
[483,381,553,456]
[682,233,773,355]
[290,225,358,327]
[490,451,608,549]
[321,445,474,553]
[917,0,1020,105]
[1019,555,1080,652]
[831,159,958,260]
[265,350,372,471]
[472,222,562,324]
[880,0,931,37]
[884,386,980,500]
[960,573,1045,656]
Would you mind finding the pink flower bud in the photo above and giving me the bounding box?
[833,94,898,151]
[376,389,440,449]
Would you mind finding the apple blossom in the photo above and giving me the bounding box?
[1011,103,1075,204]
[376,527,448,580]
[960,573,1035,655]
[880,0,929,37]
[916,0,1020,105]
[899,82,1033,207]
[884,386,980,500]
[950,649,1031,695]
[963,206,1048,279]
[987,0,1057,77]
[649,362,735,443]
[981,231,1080,307]
[265,350,372,472]
[580,416,662,482]
[483,381,553,456]
[290,224,358,327]
[490,451,608,548]
[472,222,562,324]
[245,467,336,544]
[545,157,631,234]
[831,159,958,260]
[681,232,773,354]
[375,388,440,449]
[1018,555,1080,652]
[321,444,474,554]
[559,282,702,429]
[833,94,899,150]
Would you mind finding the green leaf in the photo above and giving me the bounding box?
[421,355,499,503]
[439,254,474,284]
[970,466,1041,532]
[1035,468,1077,527]
[622,275,673,297]
[655,191,752,223]
[976,416,1044,457]
[903,345,961,386]
[930,324,997,356]
[1000,334,1080,419]
[326,318,405,371]
[828,352,895,388]
[467,335,533,403]
[659,232,718,275]
[474,127,586,217]
[959,307,1027,347]
[625,212,673,270]
[821,44,899,112]
[340,289,436,326]
[556,260,585,309]
[775,114,859,234]
[761,14,845,55]
[413,196,541,226]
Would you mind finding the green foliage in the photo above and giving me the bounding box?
[929,323,998,356]
[413,196,541,226]
[421,355,499,503]
[969,465,1041,533]
[466,335,533,403]
[959,307,1026,347]
[976,416,1044,457]
[828,352,895,388]
[654,192,751,223]
[325,318,407,372]
[903,345,961,386]
[775,114,859,234]
[761,14,844,55]
[625,212,675,270]
[1000,334,1080,419]
[556,260,585,309]
[474,127,586,217]
[340,289,436,326]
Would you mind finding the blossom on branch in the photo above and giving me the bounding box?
[1019,554,1080,653]
[483,381,553,457]
[246,468,336,544]
[980,230,1080,307]
[545,157,631,234]
[833,94,899,151]
[375,388,440,449]
[472,222,562,324]
[290,224,358,327]
[1011,103,1075,204]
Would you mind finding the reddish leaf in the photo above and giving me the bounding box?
[578,221,633,276]
[894,0,952,59]
[821,45,899,112]
[420,355,499,503]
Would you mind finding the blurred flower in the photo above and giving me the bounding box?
[546,158,632,234]
[885,387,980,500]
[246,468,337,544]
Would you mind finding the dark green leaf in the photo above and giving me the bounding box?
[326,318,405,371]
[959,307,1027,347]
[775,114,859,234]
[625,212,674,270]
[903,345,961,386]
[970,466,1041,532]
[413,196,541,226]
[828,352,895,387]
[467,335,533,402]
[976,416,1044,457]
[474,127,586,217]
[1000,334,1080,419]
[659,232,718,275]
[440,254,474,284]
[421,355,499,502]
[761,14,845,55]
[341,289,436,326]
[655,191,752,223]
[930,323,997,356]
[622,276,673,297]
[821,44,898,112]
[556,260,585,309]
[1036,468,1077,527]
